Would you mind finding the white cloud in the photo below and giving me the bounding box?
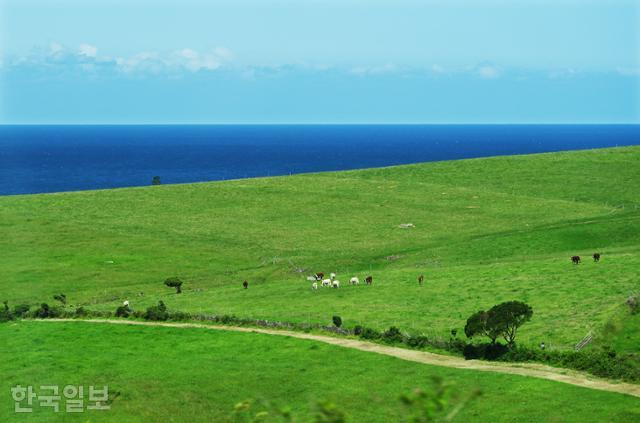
[476,64,500,79]
[349,63,397,76]
[112,47,233,74]
[179,48,198,60]
[174,47,232,71]
[616,67,640,76]
[49,42,63,56]
[547,68,577,79]
[213,47,233,61]
[115,52,164,73]
[430,64,445,74]
[78,43,98,58]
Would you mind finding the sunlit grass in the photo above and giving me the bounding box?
[1,146,639,349]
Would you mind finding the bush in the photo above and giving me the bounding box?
[406,335,430,349]
[115,305,132,318]
[219,314,238,324]
[382,326,404,344]
[75,307,88,317]
[144,301,169,321]
[168,311,192,321]
[360,327,381,340]
[33,303,62,319]
[0,301,14,322]
[332,315,342,328]
[53,294,67,305]
[463,343,508,360]
[353,325,364,336]
[499,346,640,382]
[13,304,30,317]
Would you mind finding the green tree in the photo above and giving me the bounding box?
[152,176,161,185]
[164,277,183,294]
[464,301,533,347]
[464,310,499,344]
[332,315,342,328]
[487,301,533,347]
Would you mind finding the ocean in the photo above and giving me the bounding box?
[0,124,638,195]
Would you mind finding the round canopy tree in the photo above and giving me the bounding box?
[164,277,183,294]
[464,301,533,347]
[487,301,533,347]
[464,310,499,344]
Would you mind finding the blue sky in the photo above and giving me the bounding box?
[1,0,638,123]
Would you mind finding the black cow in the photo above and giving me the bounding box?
[593,253,601,262]
[365,276,373,285]
[242,280,248,289]
[418,275,424,285]
[571,256,581,265]
[315,272,325,281]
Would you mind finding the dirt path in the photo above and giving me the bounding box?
[37,318,640,399]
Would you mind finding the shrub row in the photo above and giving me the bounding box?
[498,345,640,382]
[4,300,639,383]
[349,324,640,383]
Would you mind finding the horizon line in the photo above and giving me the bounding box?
[2,122,640,126]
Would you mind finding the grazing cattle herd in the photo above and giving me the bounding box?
[242,253,602,290]
[311,272,367,290]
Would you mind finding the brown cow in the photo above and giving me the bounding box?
[242,280,248,289]
[593,253,601,262]
[418,275,424,285]
[365,276,373,285]
[315,272,325,281]
[571,256,581,265]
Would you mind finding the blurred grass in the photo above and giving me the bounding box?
[1,321,639,422]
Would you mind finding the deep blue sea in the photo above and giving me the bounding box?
[0,125,638,196]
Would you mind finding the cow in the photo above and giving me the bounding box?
[315,272,325,281]
[365,275,373,285]
[242,280,248,289]
[418,275,424,285]
[593,253,601,262]
[571,256,581,265]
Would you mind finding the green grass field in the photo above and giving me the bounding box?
[1,321,639,422]
[3,146,640,421]
[2,146,639,348]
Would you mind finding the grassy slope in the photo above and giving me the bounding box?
[1,146,639,348]
[1,321,639,422]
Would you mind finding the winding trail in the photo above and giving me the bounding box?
[37,318,640,399]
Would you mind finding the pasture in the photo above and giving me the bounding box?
[1,146,639,350]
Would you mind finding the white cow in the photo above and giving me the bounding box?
[350,277,359,285]
[123,300,130,307]
[306,276,317,281]
[330,272,337,280]
[312,282,318,290]
[332,280,340,288]
[322,279,332,287]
